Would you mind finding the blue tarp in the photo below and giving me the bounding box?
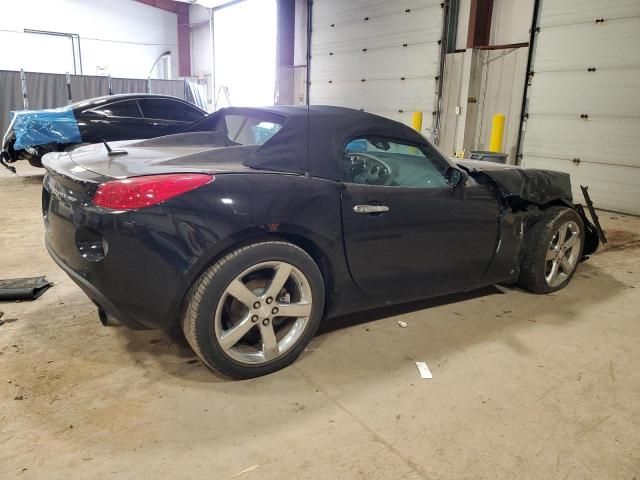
[10,106,82,150]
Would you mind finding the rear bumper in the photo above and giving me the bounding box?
[46,239,148,330]
[44,226,188,330]
[42,162,197,330]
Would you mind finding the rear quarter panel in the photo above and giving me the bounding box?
[113,173,350,326]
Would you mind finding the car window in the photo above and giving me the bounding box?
[342,137,448,188]
[138,98,193,122]
[178,104,205,122]
[91,100,142,118]
[224,114,283,145]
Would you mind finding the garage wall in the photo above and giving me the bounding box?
[293,0,309,66]
[309,0,444,138]
[190,4,212,79]
[490,0,535,45]
[473,47,529,162]
[439,51,470,156]
[455,0,471,50]
[454,0,533,51]
[440,47,528,161]
[189,4,213,105]
[0,0,178,79]
[520,0,640,214]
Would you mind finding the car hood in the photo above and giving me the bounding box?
[55,132,262,179]
[456,159,573,205]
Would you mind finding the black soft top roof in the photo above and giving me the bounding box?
[135,104,576,207]
[193,105,430,180]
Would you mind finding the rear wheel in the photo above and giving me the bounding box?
[518,207,584,293]
[182,241,324,379]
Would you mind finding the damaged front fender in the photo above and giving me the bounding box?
[456,159,605,258]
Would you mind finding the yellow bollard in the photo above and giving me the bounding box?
[489,113,505,152]
[412,111,423,132]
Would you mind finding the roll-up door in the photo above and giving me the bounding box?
[309,0,444,138]
[521,0,640,214]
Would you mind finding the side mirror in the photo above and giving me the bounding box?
[445,167,467,187]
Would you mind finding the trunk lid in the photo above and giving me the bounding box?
[58,131,259,179]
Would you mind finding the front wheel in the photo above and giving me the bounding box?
[182,241,325,379]
[518,207,585,294]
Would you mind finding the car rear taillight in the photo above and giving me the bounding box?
[93,174,214,210]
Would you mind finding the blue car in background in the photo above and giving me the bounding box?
[1,93,205,170]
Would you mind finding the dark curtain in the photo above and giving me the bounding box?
[70,75,110,101]
[0,71,23,140]
[1,70,194,140]
[151,79,185,99]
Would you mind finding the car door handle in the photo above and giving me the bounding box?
[354,204,390,214]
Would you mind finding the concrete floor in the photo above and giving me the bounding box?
[1,164,639,480]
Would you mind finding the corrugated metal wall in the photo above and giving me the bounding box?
[309,0,444,138]
[521,0,640,214]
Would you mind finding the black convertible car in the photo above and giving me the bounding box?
[1,93,206,170]
[41,106,601,378]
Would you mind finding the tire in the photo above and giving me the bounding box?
[182,241,325,379]
[518,207,585,294]
[27,157,43,168]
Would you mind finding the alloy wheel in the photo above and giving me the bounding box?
[544,220,581,288]
[214,261,313,365]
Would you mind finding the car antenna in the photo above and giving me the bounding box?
[102,139,128,157]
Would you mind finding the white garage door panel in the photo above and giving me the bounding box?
[310,78,437,112]
[524,117,640,167]
[526,69,640,116]
[384,111,435,130]
[539,0,640,28]
[521,1,640,214]
[522,156,640,215]
[313,0,441,23]
[311,45,440,82]
[312,7,442,54]
[310,0,443,137]
[534,17,640,71]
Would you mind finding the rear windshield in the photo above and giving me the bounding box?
[223,114,282,145]
[182,111,284,146]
